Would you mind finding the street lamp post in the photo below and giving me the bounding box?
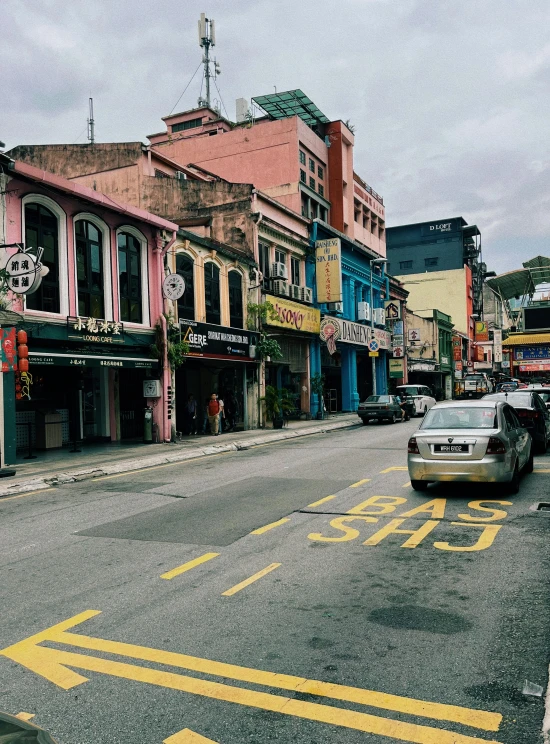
[369,258,388,396]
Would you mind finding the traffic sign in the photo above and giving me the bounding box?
[368,339,379,352]
[369,351,379,357]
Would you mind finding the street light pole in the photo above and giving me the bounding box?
[369,258,387,396]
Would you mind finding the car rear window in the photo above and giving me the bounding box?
[398,387,420,395]
[422,407,497,429]
[485,393,532,406]
[366,396,391,403]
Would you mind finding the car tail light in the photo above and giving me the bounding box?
[408,437,419,454]
[517,409,540,421]
[486,437,507,455]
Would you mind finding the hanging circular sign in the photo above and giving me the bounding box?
[162,273,185,301]
[320,317,341,355]
[5,250,39,295]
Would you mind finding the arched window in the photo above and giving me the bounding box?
[118,232,142,323]
[76,220,104,318]
[24,203,60,313]
[228,270,243,328]
[204,262,220,325]
[176,253,195,320]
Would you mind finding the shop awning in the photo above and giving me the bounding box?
[503,333,550,346]
[29,351,157,369]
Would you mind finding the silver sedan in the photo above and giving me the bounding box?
[407,400,532,494]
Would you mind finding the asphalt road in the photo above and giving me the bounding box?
[1,419,549,744]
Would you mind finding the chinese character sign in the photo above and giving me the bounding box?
[315,238,342,304]
[4,246,47,295]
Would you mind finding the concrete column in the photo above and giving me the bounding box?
[309,339,322,416]
[376,351,388,395]
[341,345,359,411]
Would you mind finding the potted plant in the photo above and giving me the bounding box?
[310,373,325,420]
[261,385,294,429]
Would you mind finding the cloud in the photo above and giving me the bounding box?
[3,0,549,273]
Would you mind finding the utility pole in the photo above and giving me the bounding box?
[87,98,95,145]
[369,258,387,396]
[197,13,216,108]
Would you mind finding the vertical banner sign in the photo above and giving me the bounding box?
[315,238,342,304]
[389,358,404,378]
[493,329,503,363]
[1,328,17,372]
[452,335,462,361]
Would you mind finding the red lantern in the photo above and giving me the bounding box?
[18,358,29,372]
[17,330,27,344]
[17,344,28,358]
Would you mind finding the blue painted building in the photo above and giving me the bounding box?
[308,220,390,415]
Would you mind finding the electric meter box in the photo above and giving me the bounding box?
[143,379,162,398]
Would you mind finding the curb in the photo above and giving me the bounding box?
[0,418,361,498]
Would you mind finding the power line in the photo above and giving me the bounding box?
[169,61,203,115]
[214,77,228,119]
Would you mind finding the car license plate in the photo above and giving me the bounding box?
[434,444,469,453]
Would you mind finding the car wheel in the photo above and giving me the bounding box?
[361,419,369,426]
[411,480,429,491]
[524,449,534,474]
[508,462,520,494]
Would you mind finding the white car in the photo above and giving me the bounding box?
[396,385,436,417]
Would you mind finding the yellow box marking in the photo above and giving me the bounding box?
[251,518,290,535]
[308,494,336,508]
[349,478,371,488]
[164,729,218,743]
[222,563,281,596]
[380,466,408,473]
[0,611,503,738]
[16,712,35,721]
[160,553,219,580]
[307,496,336,509]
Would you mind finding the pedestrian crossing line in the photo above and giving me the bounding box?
[251,518,290,535]
[160,553,220,580]
[380,466,408,473]
[308,494,337,508]
[350,478,371,488]
[222,563,281,596]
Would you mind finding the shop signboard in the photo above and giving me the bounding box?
[315,238,342,304]
[1,327,17,372]
[320,316,370,347]
[28,352,156,369]
[384,301,401,320]
[453,346,462,361]
[408,328,420,342]
[475,321,489,342]
[68,317,125,344]
[389,358,404,378]
[421,220,458,236]
[373,328,391,350]
[519,363,550,372]
[515,346,550,360]
[266,295,321,334]
[455,361,463,371]
[180,319,256,362]
[493,329,503,363]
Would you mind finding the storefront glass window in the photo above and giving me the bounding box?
[176,253,195,320]
[228,271,243,328]
[204,262,221,325]
[25,203,60,313]
[76,220,104,318]
[118,232,142,323]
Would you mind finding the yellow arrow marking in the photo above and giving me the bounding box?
[222,563,281,596]
[161,553,219,580]
[380,466,408,473]
[0,612,503,743]
[251,518,290,535]
[164,729,218,743]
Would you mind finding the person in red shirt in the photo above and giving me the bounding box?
[207,393,221,435]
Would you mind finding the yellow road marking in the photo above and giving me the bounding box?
[533,469,550,473]
[308,494,336,507]
[222,563,281,596]
[164,729,218,743]
[350,478,371,488]
[251,518,290,535]
[403,481,411,488]
[0,488,55,503]
[16,712,35,721]
[380,466,408,473]
[160,553,220,580]
[0,611,502,735]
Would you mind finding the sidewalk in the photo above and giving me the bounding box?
[0,413,360,497]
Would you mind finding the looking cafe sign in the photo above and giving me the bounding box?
[265,294,320,334]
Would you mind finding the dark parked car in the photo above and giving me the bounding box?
[483,391,550,452]
[358,395,412,425]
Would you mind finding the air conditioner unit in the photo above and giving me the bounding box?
[357,301,371,321]
[301,287,313,304]
[175,171,187,181]
[327,302,343,313]
[272,280,289,297]
[270,262,288,280]
[373,308,386,326]
[289,284,302,300]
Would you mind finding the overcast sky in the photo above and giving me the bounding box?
[3,0,549,274]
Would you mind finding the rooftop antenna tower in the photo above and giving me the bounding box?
[197,13,220,109]
[87,98,95,145]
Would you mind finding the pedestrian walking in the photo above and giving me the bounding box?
[183,394,197,435]
[395,392,406,421]
[200,397,209,434]
[207,393,221,435]
[217,395,225,433]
